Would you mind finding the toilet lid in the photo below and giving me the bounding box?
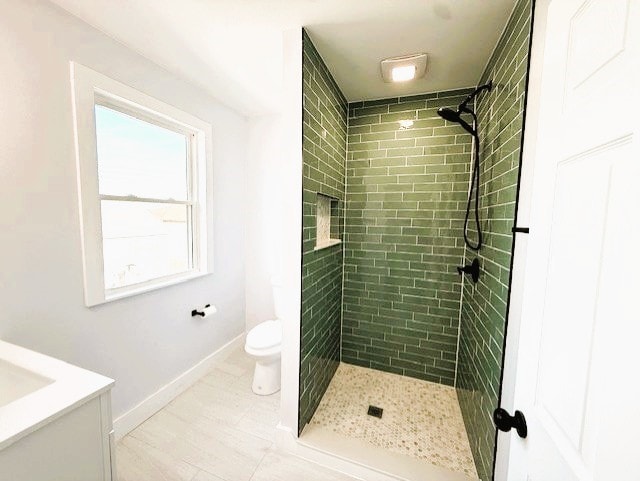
[246,320,282,350]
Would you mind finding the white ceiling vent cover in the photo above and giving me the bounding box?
[380,53,428,83]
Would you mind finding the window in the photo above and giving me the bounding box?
[71,63,213,306]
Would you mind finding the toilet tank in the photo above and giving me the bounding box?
[271,277,286,320]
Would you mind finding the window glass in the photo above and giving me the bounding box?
[100,200,190,289]
[95,105,189,201]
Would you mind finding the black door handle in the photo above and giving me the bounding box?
[493,407,527,438]
[457,258,480,283]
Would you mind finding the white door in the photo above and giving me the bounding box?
[501,0,640,480]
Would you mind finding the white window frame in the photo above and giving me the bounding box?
[70,62,213,307]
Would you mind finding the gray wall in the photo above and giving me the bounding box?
[0,0,247,421]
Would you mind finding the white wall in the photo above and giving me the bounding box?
[494,0,550,479]
[277,28,303,438]
[245,115,285,331]
[0,0,247,421]
[243,30,302,438]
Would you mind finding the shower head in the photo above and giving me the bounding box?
[437,80,492,136]
[437,107,462,123]
[437,107,475,135]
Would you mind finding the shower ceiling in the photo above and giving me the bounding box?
[48,0,516,115]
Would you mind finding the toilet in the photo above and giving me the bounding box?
[244,281,283,395]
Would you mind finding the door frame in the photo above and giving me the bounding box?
[493,1,552,479]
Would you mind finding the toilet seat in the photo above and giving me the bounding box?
[246,320,281,350]
[245,320,282,357]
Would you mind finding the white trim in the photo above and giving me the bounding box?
[94,92,200,138]
[99,194,193,205]
[494,1,551,480]
[104,270,211,303]
[113,333,244,440]
[313,239,342,251]
[70,62,214,307]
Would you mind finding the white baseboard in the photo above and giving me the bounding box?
[113,333,245,440]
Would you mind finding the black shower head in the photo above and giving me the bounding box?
[437,107,475,135]
[437,107,462,123]
[437,80,493,136]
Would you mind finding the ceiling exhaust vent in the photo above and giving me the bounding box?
[380,53,428,83]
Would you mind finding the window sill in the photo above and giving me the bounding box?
[314,239,342,251]
[88,270,210,307]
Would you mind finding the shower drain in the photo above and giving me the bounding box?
[367,405,383,418]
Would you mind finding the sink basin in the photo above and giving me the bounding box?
[0,359,53,408]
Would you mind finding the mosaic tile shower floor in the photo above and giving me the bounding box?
[307,363,478,478]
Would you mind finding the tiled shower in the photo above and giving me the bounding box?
[343,90,473,386]
[299,0,532,478]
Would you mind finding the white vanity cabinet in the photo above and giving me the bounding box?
[0,340,116,481]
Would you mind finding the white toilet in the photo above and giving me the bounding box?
[244,281,283,395]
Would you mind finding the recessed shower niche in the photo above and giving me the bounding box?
[315,193,341,250]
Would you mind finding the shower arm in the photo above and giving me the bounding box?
[459,81,493,112]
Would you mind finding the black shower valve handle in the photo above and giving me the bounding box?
[457,258,480,283]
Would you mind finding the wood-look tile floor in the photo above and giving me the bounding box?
[116,346,359,481]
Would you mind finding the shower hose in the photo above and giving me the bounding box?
[465,131,482,251]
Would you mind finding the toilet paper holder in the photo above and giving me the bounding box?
[191,304,211,317]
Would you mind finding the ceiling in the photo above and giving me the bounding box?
[48,0,517,116]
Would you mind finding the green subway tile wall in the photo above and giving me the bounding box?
[342,90,474,385]
[456,1,532,479]
[298,30,348,434]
